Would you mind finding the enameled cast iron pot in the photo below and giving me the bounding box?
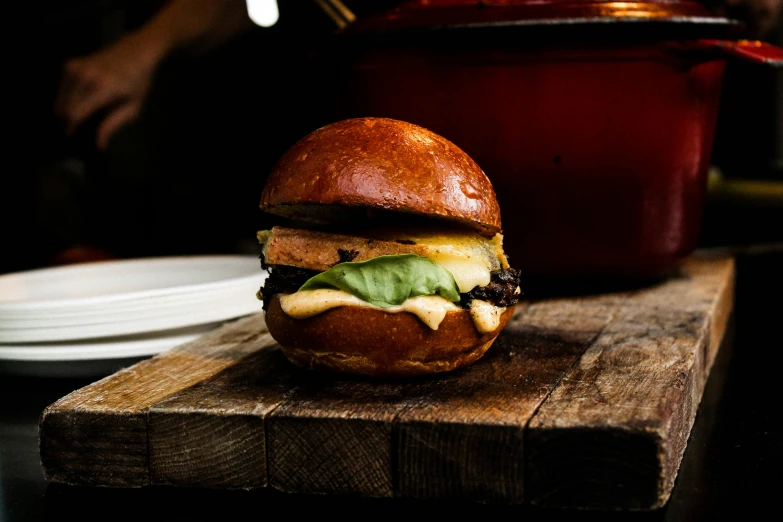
[334,0,783,278]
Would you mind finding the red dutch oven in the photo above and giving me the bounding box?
[333,0,783,278]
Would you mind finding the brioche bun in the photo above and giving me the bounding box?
[265,296,514,377]
[259,117,515,377]
[260,117,501,236]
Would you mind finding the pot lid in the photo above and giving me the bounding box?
[349,0,737,33]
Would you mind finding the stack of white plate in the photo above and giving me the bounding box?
[0,256,267,377]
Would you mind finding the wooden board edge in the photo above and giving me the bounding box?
[524,256,736,510]
[39,407,149,488]
[37,315,271,488]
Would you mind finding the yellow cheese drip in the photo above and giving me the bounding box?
[469,299,504,334]
[429,255,491,293]
[278,290,505,333]
[279,290,459,330]
[257,228,510,294]
[371,228,508,293]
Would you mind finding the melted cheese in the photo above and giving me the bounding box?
[469,299,504,334]
[370,228,509,293]
[430,255,490,293]
[257,227,510,294]
[280,289,460,330]
[280,289,367,318]
[256,230,272,245]
[278,290,505,333]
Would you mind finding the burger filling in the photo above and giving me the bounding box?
[256,226,520,333]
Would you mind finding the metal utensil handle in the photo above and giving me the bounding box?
[314,0,356,29]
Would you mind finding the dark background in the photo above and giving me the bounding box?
[1,2,781,520]
[5,0,782,275]
[8,0,343,271]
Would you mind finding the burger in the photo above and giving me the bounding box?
[256,117,520,377]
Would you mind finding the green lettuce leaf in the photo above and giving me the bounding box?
[298,254,460,308]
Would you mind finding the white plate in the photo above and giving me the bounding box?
[0,256,266,342]
[0,296,262,342]
[0,256,262,307]
[0,322,221,378]
[0,323,219,361]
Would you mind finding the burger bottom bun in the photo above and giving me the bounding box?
[265,296,515,377]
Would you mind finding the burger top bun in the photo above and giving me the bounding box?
[260,117,502,236]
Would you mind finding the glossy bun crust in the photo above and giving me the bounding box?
[265,296,514,377]
[260,118,502,236]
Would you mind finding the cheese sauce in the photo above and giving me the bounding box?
[430,255,491,293]
[469,299,504,333]
[258,228,509,295]
[279,289,505,332]
[377,229,508,293]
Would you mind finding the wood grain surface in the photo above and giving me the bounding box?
[147,334,283,488]
[526,258,734,509]
[39,314,269,487]
[395,301,612,503]
[38,256,734,509]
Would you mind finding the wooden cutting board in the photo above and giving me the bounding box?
[39,256,734,510]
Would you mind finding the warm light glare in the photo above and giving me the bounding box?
[600,2,658,18]
[246,0,279,27]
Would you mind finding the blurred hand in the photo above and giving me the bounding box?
[55,31,164,150]
[54,0,253,150]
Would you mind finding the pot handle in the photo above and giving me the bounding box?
[697,39,783,66]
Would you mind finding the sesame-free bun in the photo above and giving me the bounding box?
[265,296,514,377]
[260,117,502,236]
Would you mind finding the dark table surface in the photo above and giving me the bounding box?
[1,250,780,522]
